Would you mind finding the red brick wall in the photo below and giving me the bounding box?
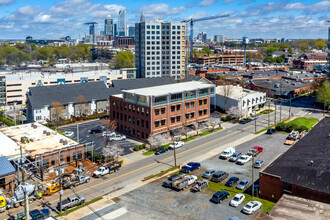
[292,185,330,204]
[259,172,284,202]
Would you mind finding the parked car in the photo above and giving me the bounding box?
[284,137,295,145]
[162,174,181,188]
[253,160,265,168]
[63,175,90,189]
[230,193,245,207]
[29,208,50,219]
[219,147,235,159]
[242,201,262,215]
[236,179,251,190]
[211,171,228,183]
[266,128,277,134]
[225,177,239,187]
[168,141,184,149]
[239,118,252,124]
[109,133,126,141]
[236,155,252,165]
[89,126,106,134]
[229,152,242,162]
[181,162,200,173]
[249,115,258,120]
[247,146,263,157]
[210,191,229,203]
[202,169,216,179]
[191,180,209,192]
[63,131,74,137]
[155,148,168,155]
[93,163,121,178]
[57,195,85,211]
[102,131,116,137]
[172,175,197,191]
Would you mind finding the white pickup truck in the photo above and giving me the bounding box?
[168,141,184,149]
[93,163,121,178]
[172,175,197,191]
[219,147,235,159]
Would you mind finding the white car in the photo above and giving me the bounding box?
[230,193,245,207]
[102,131,116,137]
[242,201,262,215]
[109,134,126,141]
[168,141,184,149]
[63,131,74,137]
[219,147,235,159]
[236,155,252,165]
[186,175,198,185]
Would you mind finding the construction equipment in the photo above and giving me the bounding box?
[84,22,98,60]
[182,14,230,62]
[43,183,60,196]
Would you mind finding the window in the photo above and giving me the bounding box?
[155,121,160,127]
[185,90,196,99]
[204,109,207,115]
[199,110,203,116]
[199,100,203,106]
[176,104,181,111]
[133,117,135,124]
[161,119,165,126]
[155,109,160,115]
[185,113,189,120]
[146,121,149,128]
[171,117,175,123]
[185,103,190,109]
[204,99,207,105]
[137,118,140,126]
[120,113,123,120]
[161,107,165,114]
[124,114,127,122]
[191,112,195,118]
[141,119,144,127]
[191,102,195,108]
[128,116,131,123]
[176,115,181,122]
[171,93,182,102]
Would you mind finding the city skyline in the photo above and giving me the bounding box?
[0,0,329,39]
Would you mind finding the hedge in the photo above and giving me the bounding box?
[0,116,15,126]
[134,143,146,151]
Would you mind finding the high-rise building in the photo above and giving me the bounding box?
[327,26,330,80]
[214,35,226,43]
[135,20,186,78]
[197,32,207,42]
[128,26,135,37]
[104,17,114,37]
[118,9,127,36]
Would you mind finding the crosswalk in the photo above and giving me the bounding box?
[80,202,127,220]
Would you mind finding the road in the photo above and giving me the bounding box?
[1,100,323,219]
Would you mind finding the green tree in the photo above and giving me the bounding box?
[265,47,276,56]
[264,56,276,63]
[276,56,284,63]
[111,50,135,69]
[36,46,51,60]
[316,81,330,110]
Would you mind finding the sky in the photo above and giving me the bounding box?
[0,0,329,40]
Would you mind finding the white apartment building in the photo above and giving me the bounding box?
[1,68,136,107]
[213,85,266,115]
[135,20,186,78]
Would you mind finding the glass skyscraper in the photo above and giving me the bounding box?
[118,9,127,36]
[104,18,114,37]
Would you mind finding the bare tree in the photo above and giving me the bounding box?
[75,95,87,118]
[147,133,169,150]
[228,106,246,120]
[102,142,124,162]
[51,101,64,130]
[192,122,199,136]
[180,126,190,140]
[208,116,221,131]
[220,85,234,111]
[102,118,117,132]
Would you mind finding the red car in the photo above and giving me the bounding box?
[247,146,263,156]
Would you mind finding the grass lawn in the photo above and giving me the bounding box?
[199,131,212,136]
[215,127,223,131]
[254,117,291,134]
[207,181,275,214]
[257,109,274,116]
[55,197,103,217]
[183,136,196,142]
[142,150,155,156]
[286,117,318,131]
[143,166,178,181]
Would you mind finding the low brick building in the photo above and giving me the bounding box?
[110,81,215,140]
[259,117,330,204]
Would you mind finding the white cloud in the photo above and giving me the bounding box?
[223,0,236,5]
[199,0,217,6]
[34,13,52,23]
[137,3,186,19]
[284,3,305,10]
[0,24,13,29]
[0,0,15,5]
[17,5,42,16]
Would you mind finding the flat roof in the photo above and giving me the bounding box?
[263,117,330,194]
[216,85,264,100]
[123,81,214,97]
[0,123,78,157]
[252,78,310,91]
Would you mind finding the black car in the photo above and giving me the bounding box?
[239,118,252,124]
[225,177,239,187]
[211,191,230,203]
[90,126,106,134]
[266,128,277,134]
[211,171,229,183]
[155,148,168,155]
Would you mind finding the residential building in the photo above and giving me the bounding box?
[118,9,127,36]
[104,17,115,37]
[214,35,226,43]
[115,37,134,48]
[259,117,330,204]
[110,81,215,140]
[213,85,266,114]
[26,81,111,122]
[135,20,186,78]
[328,27,330,79]
[0,156,16,190]
[194,54,244,65]
[293,52,327,71]
[271,51,293,63]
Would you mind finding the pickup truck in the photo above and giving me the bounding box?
[57,195,85,211]
[93,163,121,178]
[247,146,263,157]
[63,175,90,189]
[109,134,126,141]
[181,162,200,173]
[172,175,197,191]
[168,141,184,149]
[162,174,182,188]
[219,147,235,159]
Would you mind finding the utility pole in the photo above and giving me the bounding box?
[77,123,79,143]
[274,100,277,124]
[324,99,328,117]
[279,78,282,122]
[268,100,270,127]
[289,94,292,118]
[254,108,257,133]
[58,152,63,213]
[20,145,30,220]
[252,155,254,198]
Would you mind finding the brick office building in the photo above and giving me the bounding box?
[259,117,330,204]
[110,81,215,140]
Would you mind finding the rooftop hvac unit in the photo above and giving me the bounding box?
[46,132,50,136]
[274,83,280,88]
[43,130,47,134]
[59,139,63,143]
[63,140,68,145]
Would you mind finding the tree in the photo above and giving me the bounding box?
[276,56,284,63]
[75,95,87,118]
[111,50,135,69]
[102,142,124,162]
[228,106,246,119]
[147,134,169,150]
[265,47,276,56]
[317,81,330,111]
[220,85,234,111]
[192,122,199,136]
[180,126,190,140]
[264,56,276,63]
[51,101,64,129]
[208,116,221,131]
[102,118,117,132]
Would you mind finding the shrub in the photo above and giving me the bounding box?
[134,144,146,151]
[275,122,287,131]
[287,124,299,132]
[221,115,232,122]
[297,125,309,132]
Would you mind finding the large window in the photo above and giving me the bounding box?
[199,88,209,97]
[170,93,182,102]
[154,96,167,105]
[185,90,196,100]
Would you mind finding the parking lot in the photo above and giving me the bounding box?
[60,120,142,155]
[111,132,289,219]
